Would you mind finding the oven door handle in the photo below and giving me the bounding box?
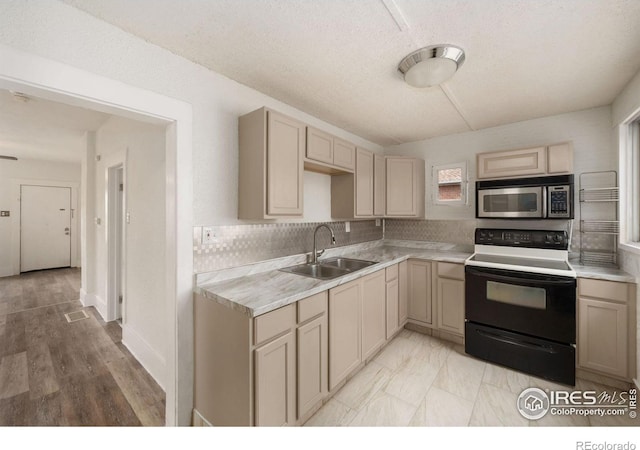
[466,267,575,287]
[475,328,557,354]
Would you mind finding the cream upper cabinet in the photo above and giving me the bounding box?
[577,278,636,380]
[407,259,433,326]
[333,138,356,170]
[477,142,573,179]
[306,127,355,171]
[435,262,465,336]
[361,270,386,360]
[331,147,376,219]
[374,154,386,217]
[386,157,425,218]
[547,142,573,174]
[306,127,334,165]
[355,148,374,217]
[477,146,546,179]
[238,107,305,219]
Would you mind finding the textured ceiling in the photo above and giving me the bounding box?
[0,89,109,162]
[62,0,640,146]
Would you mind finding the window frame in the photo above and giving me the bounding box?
[619,111,640,253]
[431,161,468,206]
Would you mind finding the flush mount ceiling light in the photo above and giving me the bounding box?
[397,45,465,88]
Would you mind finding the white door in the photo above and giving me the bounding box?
[20,185,71,272]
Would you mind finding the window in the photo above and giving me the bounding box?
[432,161,467,206]
[620,114,640,250]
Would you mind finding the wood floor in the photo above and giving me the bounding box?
[0,268,165,426]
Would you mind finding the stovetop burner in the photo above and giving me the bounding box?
[465,228,576,278]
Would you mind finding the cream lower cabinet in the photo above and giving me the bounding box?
[385,264,400,339]
[328,269,387,390]
[407,259,433,326]
[329,279,362,391]
[435,262,465,336]
[193,291,328,426]
[578,278,636,380]
[398,261,408,325]
[361,270,386,360]
[254,331,296,426]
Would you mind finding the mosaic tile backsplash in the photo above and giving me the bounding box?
[385,219,478,246]
[193,220,383,273]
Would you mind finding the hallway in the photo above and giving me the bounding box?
[0,268,165,425]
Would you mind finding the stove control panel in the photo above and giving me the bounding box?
[475,228,568,249]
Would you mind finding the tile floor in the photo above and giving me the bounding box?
[305,329,638,427]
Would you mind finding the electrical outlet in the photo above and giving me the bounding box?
[202,227,216,245]
[345,221,350,233]
[375,219,380,226]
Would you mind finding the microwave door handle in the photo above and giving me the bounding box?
[542,186,548,218]
[466,267,575,287]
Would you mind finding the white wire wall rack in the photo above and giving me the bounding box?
[579,170,619,267]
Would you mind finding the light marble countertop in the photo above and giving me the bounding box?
[195,241,637,318]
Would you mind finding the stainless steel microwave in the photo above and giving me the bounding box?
[476,175,574,219]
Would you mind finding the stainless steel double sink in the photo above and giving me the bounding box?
[280,257,377,280]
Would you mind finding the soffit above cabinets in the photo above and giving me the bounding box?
[64,0,640,146]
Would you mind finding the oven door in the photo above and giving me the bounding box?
[465,266,576,344]
[477,186,544,218]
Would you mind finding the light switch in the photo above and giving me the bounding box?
[0,211,9,217]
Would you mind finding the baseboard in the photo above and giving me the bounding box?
[122,324,166,390]
[93,294,108,320]
[80,289,93,306]
[192,409,212,427]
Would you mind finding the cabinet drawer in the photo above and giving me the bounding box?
[254,304,296,346]
[297,291,328,324]
[578,278,629,304]
[437,262,464,280]
[385,264,398,282]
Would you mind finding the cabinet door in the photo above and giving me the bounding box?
[254,331,296,426]
[374,154,386,216]
[297,314,327,420]
[578,297,628,378]
[386,278,399,340]
[477,146,546,179]
[361,270,386,360]
[547,142,573,174]
[334,138,356,170]
[398,261,408,326]
[267,111,305,215]
[306,127,334,165]
[329,280,361,391]
[386,158,418,216]
[408,260,432,325]
[436,277,465,335]
[355,148,374,217]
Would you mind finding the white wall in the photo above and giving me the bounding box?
[612,68,640,387]
[384,106,615,221]
[0,158,81,277]
[90,116,167,386]
[0,0,381,227]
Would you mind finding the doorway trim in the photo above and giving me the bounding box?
[0,43,194,426]
[107,160,126,323]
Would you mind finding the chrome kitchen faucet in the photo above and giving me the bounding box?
[312,224,336,263]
